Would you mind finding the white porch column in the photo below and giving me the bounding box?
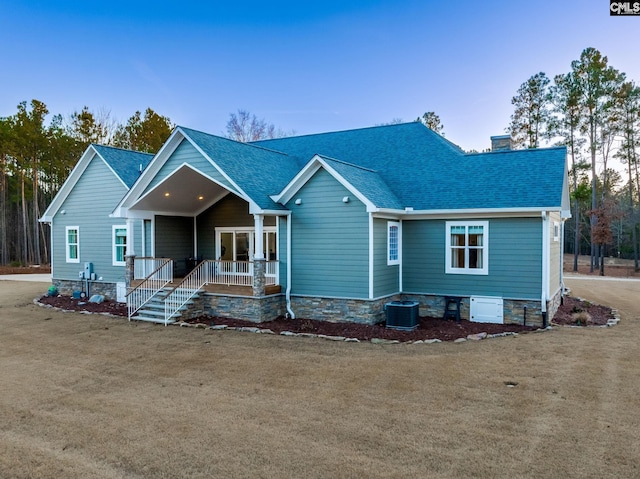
[126,218,136,256]
[254,214,264,260]
[125,217,136,286]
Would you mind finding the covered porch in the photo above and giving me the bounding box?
[112,136,291,324]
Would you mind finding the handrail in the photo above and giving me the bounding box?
[164,260,210,325]
[127,258,173,320]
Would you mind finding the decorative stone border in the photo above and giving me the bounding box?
[34,298,555,344]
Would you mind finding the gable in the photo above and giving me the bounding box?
[61,153,129,214]
[143,139,239,197]
[41,144,148,223]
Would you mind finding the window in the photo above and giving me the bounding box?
[216,227,277,261]
[387,221,400,265]
[445,221,488,275]
[553,221,560,242]
[113,225,127,266]
[65,226,79,263]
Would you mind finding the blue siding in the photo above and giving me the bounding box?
[373,218,399,297]
[403,218,542,299]
[52,154,139,283]
[145,139,238,196]
[288,168,369,298]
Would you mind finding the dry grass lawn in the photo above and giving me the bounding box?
[1,278,640,478]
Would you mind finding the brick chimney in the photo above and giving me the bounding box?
[490,135,513,152]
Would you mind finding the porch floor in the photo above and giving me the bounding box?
[130,279,281,296]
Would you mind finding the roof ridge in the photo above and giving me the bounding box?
[177,125,292,158]
[251,121,418,143]
[464,145,567,157]
[92,143,153,155]
[317,154,378,173]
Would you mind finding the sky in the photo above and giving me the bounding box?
[1,0,639,152]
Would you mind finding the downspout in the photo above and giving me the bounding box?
[285,214,295,319]
[560,218,566,305]
[542,215,548,328]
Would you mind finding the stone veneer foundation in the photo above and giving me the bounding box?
[54,278,563,329]
[203,293,285,323]
[53,279,118,300]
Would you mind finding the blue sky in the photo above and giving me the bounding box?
[1,0,638,152]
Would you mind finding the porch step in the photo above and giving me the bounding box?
[130,287,201,324]
[132,315,177,325]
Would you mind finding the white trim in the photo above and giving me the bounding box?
[553,221,560,242]
[65,226,80,263]
[112,225,127,266]
[542,211,550,309]
[373,207,564,220]
[114,128,265,219]
[387,221,400,266]
[445,221,489,275]
[369,214,374,299]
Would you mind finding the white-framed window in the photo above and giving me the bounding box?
[445,221,488,275]
[387,221,400,265]
[65,226,79,263]
[216,227,277,261]
[553,221,560,242]
[112,225,127,266]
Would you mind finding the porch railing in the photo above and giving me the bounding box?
[127,258,173,319]
[163,260,278,323]
[134,257,170,280]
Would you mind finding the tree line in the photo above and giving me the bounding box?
[506,47,640,274]
[3,46,638,275]
[0,103,174,266]
[0,105,293,267]
[418,47,639,275]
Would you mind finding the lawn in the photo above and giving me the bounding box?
[1,279,639,478]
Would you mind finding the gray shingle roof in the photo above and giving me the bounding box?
[93,144,154,189]
[179,127,301,210]
[254,123,566,211]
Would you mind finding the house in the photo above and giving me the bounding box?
[40,144,154,301]
[41,123,570,327]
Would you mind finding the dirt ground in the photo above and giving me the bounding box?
[1,278,640,479]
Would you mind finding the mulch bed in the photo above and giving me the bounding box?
[37,294,615,342]
[551,296,614,327]
[38,295,128,316]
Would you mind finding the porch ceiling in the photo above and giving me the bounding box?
[130,165,232,215]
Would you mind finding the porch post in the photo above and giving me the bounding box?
[126,218,136,256]
[253,214,266,296]
[253,214,264,260]
[125,218,136,287]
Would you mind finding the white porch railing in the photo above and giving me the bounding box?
[163,260,278,323]
[127,258,173,319]
[134,257,170,280]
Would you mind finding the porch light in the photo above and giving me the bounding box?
[164,192,170,197]
[342,196,349,203]
[295,198,302,205]
[198,195,204,200]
